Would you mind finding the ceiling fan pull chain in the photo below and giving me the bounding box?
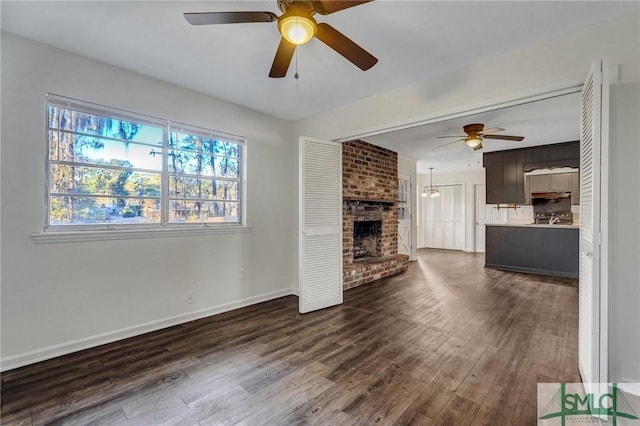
[295,49,300,87]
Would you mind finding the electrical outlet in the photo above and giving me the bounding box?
[186,291,194,304]
[240,268,246,279]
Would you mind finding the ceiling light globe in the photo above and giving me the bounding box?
[465,136,482,148]
[279,15,316,45]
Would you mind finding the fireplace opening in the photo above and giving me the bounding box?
[353,220,382,259]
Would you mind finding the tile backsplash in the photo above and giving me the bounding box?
[505,205,580,224]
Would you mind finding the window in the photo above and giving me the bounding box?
[46,95,244,229]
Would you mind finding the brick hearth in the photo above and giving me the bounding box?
[342,140,409,290]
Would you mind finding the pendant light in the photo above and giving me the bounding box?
[421,167,441,198]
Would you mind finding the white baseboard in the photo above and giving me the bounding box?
[1,288,294,372]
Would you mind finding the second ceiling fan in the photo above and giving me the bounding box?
[184,0,377,78]
[435,123,525,151]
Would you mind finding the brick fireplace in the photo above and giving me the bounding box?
[342,140,409,290]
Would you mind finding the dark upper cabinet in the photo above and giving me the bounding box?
[484,150,525,204]
[516,150,527,203]
[484,152,504,204]
[484,141,579,204]
[548,142,580,161]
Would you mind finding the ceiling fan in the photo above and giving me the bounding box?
[184,0,378,78]
[434,123,525,151]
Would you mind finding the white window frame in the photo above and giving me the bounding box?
[33,94,249,243]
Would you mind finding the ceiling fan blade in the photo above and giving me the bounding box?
[473,143,483,151]
[483,134,525,141]
[433,139,465,150]
[436,135,465,139]
[478,127,505,135]
[184,11,278,25]
[269,38,296,78]
[315,23,378,71]
[314,0,372,15]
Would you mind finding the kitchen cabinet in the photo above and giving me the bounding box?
[529,174,551,192]
[525,171,579,204]
[550,173,571,191]
[570,172,579,204]
[484,152,504,204]
[529,173,572,192]
[484,150,525,204]
[484,141,579,205]
[524,142,580,166]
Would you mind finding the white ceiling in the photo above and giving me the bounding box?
[364,91,582,174]
[2,1,637,122]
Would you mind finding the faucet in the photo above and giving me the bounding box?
[550,217,560,225]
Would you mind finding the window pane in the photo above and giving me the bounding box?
[169,200,238,223]
[50,133,163,171]
[49,106,163,146]
[170,133,240,158]
[50,164,161,198]
[213,157,239,178]
[168,177,238,201]
[167,152,239,179]
[48,130,60,160]
[48,105,60,129]
[167,151,213,175]
[49,196,161,225]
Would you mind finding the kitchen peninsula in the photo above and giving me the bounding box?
[485,223,578,278]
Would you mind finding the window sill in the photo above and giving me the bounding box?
[32,225,252,244]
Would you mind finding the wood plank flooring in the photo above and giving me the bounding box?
[1,248,579,425]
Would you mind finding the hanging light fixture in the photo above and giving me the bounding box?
[421,167,441,198]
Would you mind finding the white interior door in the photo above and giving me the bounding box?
[299,137,343,314]
[422,185,463,250]
[474,184,488,253]
[474,184,504,252]
[397,174,411,256]
[579,60,609,398]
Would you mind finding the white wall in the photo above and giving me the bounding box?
[0,33,295,369]
[417,168,485,252]
[609,83,640,391]
[294,12,640,141]
[397,157,417,260]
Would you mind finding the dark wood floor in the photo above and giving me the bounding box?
[1,248,579,426]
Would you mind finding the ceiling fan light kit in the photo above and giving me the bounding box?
[184,0,377,78]
[464,135,482,148]
[279,13,317,45]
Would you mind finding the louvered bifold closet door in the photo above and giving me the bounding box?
[299,137,343,313]
[579,59,609,399]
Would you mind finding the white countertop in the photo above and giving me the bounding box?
[486,223,579,229]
